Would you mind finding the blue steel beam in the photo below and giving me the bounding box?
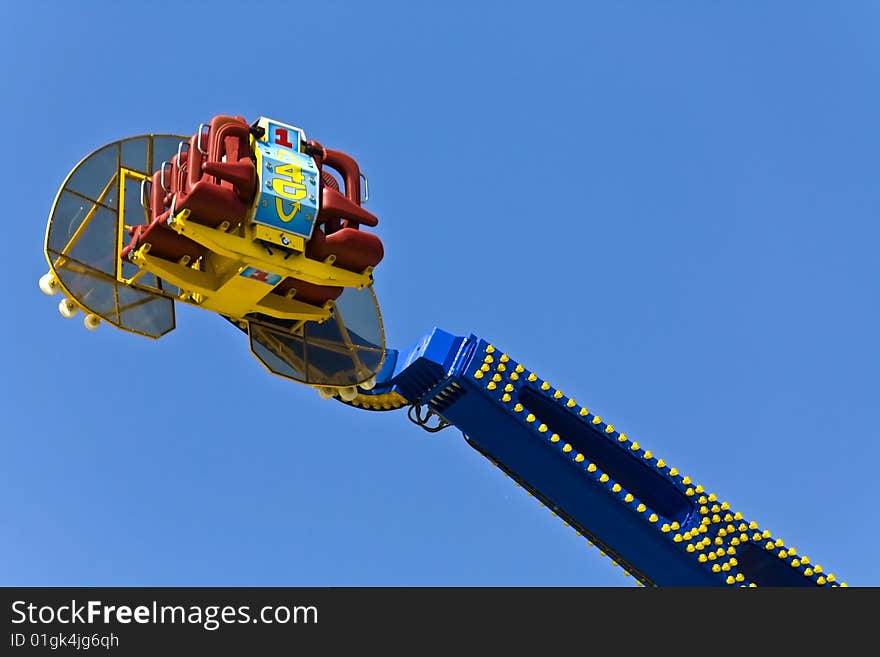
[347,328,846,587]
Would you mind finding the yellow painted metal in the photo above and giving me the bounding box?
[116,167,150,285]
[130,243,331,323]
[348,391,409,411]
[253,223,306,251]
[165,210,372,289]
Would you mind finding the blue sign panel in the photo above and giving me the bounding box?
[253,122,320,240]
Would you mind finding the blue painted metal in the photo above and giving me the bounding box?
[253,120,320,240]
[350,328,841,587]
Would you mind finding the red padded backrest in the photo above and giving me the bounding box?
[321,170,340,191]
[322,148,362,205]
[164,146,188,206]
[206,116,249,180]
[150,171,165,221]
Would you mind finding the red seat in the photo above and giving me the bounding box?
[307,227,384,273]
[120,148,206,264]
[270,141,383,307]
[122,115,258,264]
[269,226,384,307]
[272,277,343,306]
[177,115,255,228]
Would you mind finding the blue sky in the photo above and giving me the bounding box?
[2,1,877,586]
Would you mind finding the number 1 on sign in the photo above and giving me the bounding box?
[274,128,294,148]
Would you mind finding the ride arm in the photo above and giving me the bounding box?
[347,328,845,587]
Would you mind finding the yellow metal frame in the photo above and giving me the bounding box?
[117,167,153,288]
[128,207,374,324]
[42,134,188,339]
